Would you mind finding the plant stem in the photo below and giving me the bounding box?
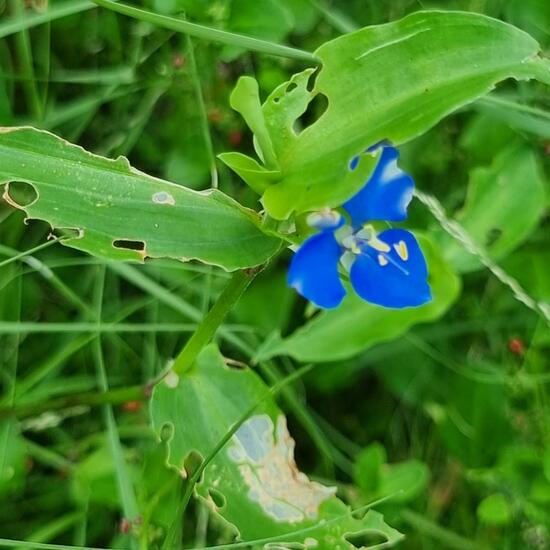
[90,0,319,63]
[185,33,218,188]
[0,384,147,420]
[0,0,95,39]
[0,235,61,269]
[9,0,43,120]
[172,269,259,376]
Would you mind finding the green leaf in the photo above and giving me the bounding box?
[0,127,282,271]
[217,152,279,195]
[281,0,319,35]
[440,145,547,272]
[227,11,550,219]
[72,444,123,508]
[228,77,278,169]
[476,96,550,139]
[151,345,403,549]
[354,443,386,494]
[354,444,429,504]
[0,420,26,497]
[378,460,429,504]
[477,493,513,526]
[223,0,295,60]
[258,236,460,363]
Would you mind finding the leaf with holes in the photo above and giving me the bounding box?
[436,144,547,273]
[151,345,403,549]
[256,236,460,363]
[221,11,550,219]
[0,127,282,271]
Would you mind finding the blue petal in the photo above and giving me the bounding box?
[349,229,431,308]
[288,231,346,309]
[344,146,414,227]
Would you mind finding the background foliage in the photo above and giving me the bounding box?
[1,1,550,549]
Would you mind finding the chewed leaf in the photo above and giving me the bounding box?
[0,127,282,271]
[262,68,317,160]
[228,415,336,523]
[151,345,403,549]
[230,77,278,169]
[227,11,550,219]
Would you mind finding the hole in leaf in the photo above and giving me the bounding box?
[4,181,38,207]
[349,156,360,171]
[208,488,226,509]
[224,357,248,370]
[306,67,320,92]
[486,227,503,247]
[183,450,203,479]
[113,239,145,252]
[344,531,388,548]
[159,422,173,443]
[286,82,297,93]
[293,93,328,135]
[53,227,83,240]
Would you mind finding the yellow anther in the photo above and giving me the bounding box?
[369,236,391,253]
[378,254,389,267]
[394,240,409,261]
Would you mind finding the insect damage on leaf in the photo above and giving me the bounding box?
[152,191,176,205]
[0,126,282,270]
[151,345,404,548]
[227,414,336,523]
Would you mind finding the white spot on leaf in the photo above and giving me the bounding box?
[164,371,179,388]
[228,415,336,523]
[152,191,175,205]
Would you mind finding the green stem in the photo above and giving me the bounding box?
[0,237,62,268]
[172,269,259,376]
[0,384,146,420]
[0,0,95,39]
[10,0,43,120]
[185,33,218,188]
[90,0,319,63]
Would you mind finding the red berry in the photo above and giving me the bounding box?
[207,109,222,123]
[120,518,131,534]
[229,130,243,146]
[508,338,525,356]
[122,400,142,412]
[172,54,186,69]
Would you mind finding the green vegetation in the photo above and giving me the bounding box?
[1,1,549,549]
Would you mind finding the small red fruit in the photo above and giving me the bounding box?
[122,400,142,412]
[120,518,131,534]
[228,130,243,146]
[172,54,186,69]
[508,338,525,356]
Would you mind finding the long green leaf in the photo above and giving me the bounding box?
[90,0,317,62]
[0,127,281,271]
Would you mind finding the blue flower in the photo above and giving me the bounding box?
[288,144,432,309]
